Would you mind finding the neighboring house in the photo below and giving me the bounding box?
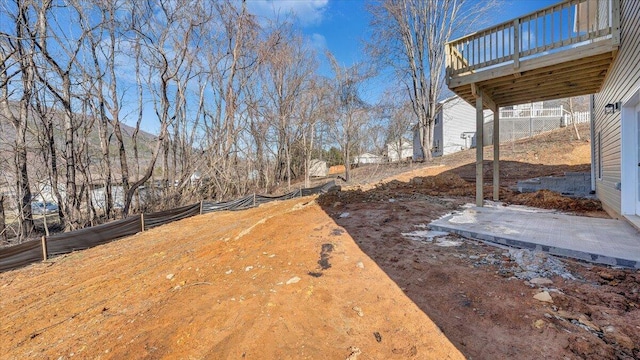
[33,181,66,204]
[432,96,484,157]
[308,159,328,177]
[90,186,126,210]
[353,153,384,165]
[592,0,640,223]
[386,140,413,162]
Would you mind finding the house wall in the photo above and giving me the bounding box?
[354,154,383,164]
[441,98,477,155]
[593,0,640,217]
[387,143,412,162]
[432,111,444,157]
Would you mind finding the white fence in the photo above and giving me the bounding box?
[483,109,590,145]
[564,111,590,124]
[500,107,564,119]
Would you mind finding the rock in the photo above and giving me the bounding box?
[603,325,615,333]
[469,255,480,260]
[507,249,575,280]
[339,212,350,218]
[245,266,253,272]
[166,273,174,280]
[373,332,382,342]
[225,269,233,275]
[286,276,301,285]
[533,319,546,329]
[356,262,364,269]
[333,201,343,208]
[345,346,361,360]
[578,315,601,332]
[556,310,578,320]
[604,332,635,351]
[352,306,364,317]
[533,291,553,303]
[598,271,615,281]
[568,335,616,358]
[529,277,553,286]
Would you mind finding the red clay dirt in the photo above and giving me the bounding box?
[2,124,639,359]
[0,199,463,360]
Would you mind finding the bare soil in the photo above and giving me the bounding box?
[0,199,463,360]
[1,124,639,359]
[318,184,638,359]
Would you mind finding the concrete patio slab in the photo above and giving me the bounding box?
[429,204,640,269]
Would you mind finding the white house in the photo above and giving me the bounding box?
[386,141,413,162]
[431,96,491,157]
[592,0,640,224]
[353,153,384,165]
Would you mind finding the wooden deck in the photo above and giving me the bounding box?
[444,0,620,207]
[446,0,620,110]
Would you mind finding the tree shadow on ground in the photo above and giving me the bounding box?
[315,160,608,359]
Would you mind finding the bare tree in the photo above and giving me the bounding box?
[380,89,415,161]
[0,0,36,239]
[296,76,330,187]
[258,21,315,188]
[0,0,332,241]
[0,194,6,244]
[33,0,87,230]
[325,51,373,182]
[559,95,589,140]
[121,0,208,214]
[368,0,493,161]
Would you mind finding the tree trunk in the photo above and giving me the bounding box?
[0,195,7,244]
[62,77,81,231]
[14,105,34,239]
[569,98,581,140]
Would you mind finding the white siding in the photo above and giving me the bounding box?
[441,98,477,155]
[432,111,444,157]
[387,143,412,162]
[593,0,640,217]
[354,153,384,164]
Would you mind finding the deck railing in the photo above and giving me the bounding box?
[446,0,619,77]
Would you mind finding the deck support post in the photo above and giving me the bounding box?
[493,109,500,201]
[475,90,484,207]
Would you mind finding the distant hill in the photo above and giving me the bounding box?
[0,102,159,191]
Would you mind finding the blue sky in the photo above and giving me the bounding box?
[246,0,561,103]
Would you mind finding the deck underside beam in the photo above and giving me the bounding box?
[449,41,617,110]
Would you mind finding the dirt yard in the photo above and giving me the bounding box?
[318,184,639,359]
[1,125,639,359]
